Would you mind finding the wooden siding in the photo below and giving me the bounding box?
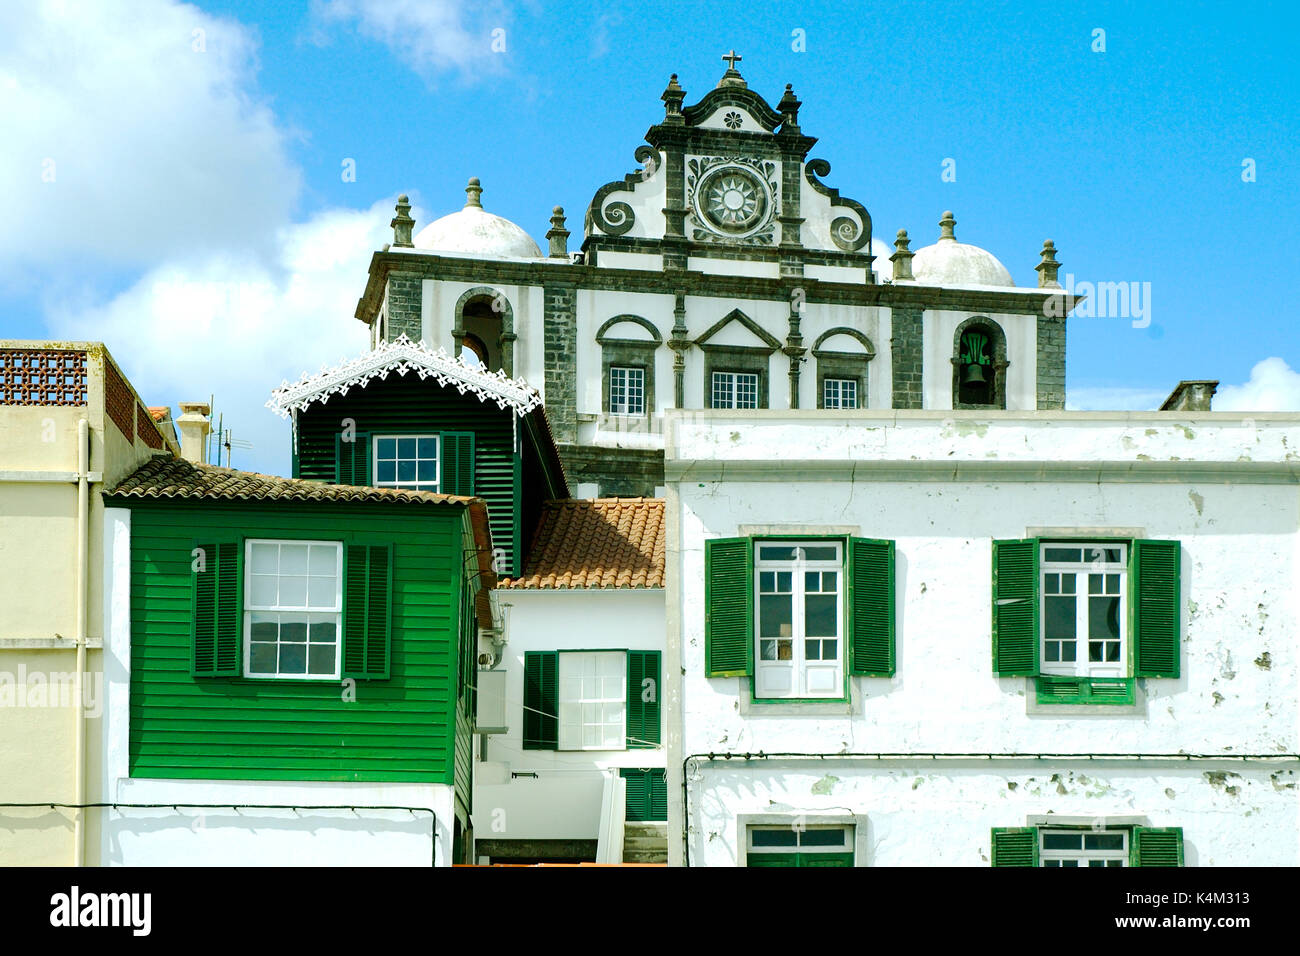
[127,501,470,783]
[294,377,523,576]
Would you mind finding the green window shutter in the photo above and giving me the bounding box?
[523,651,558,749]
[440,432,475,496]
[1132,827,1184,867]
[990,827,1038,867]
[627,650,662,749]
[191,540,241,677]
[992,539,1039,676]
[335,432,371,486]
[847,537,895,677]
[705,537,753,677]
[342,544,392,679]
[1132,539,1181,679]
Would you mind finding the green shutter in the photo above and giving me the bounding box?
[621,768,666,822]
[1132,827,1184,867]
[847,537,895,677]
[523,651,558,749]
[627,650,661,749]
[992,539,1039,676]
[335,432,371,486]
[1132,539,1181,679]
[191,540,241,677]
[440,432,475,496]
[342,544,392,679]
[990,827,1038,867]
[705,537,753,677]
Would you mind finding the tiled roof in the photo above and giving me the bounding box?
[502,498,665,590]
[148,406,170,421]
[107,455,479,509]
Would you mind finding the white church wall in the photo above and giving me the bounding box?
[474,588,666,842]
[924,309,1038,409]
[597,251,664,271]
[686,256,781,279]
[795,302,888,409]
[804,264,869,284]
[665,411,1300,865]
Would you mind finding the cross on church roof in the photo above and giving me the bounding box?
[722,50,742,70]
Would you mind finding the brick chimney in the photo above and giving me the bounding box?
[176,402,211,464]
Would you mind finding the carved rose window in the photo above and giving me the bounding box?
[702,169,765,232]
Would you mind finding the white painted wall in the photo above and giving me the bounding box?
[666,411,1300,865]
[475,588,666,842]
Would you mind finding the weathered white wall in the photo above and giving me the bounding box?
[666,411,1300,865]
[685,761,1299,867]
[475,588,666,841]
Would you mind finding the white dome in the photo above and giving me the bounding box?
[911,211,1014,287]
[413,178,542,259]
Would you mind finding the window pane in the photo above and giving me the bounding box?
[803,547,838,561]
[280,619,307,643]
[307,644,335,675]
[376,438,395,459]
[1089,597,1120,642]
[376,460,396,483]
[751,829,799,847]
[397,459,416,482]
[397,437,416,458]
[279,575,308,607]
[309,546,336,575]
[1084,833,1125,851]
[417,459,437,482]
[280,545,309,574]
[759,546,798,562]
[309,618,337,643]
[417,437,437,459]
[1045,596,1076,640]
[805,594,837,637]
[250,642,277,673]
[250,574,278,607]
[249,612,277,641]
[279,642,306,674]
[1042,833,1082,850]
[799,829,847,847]
[759,595,793,638]
[1045,548,1081,562]
[249,542,278,574]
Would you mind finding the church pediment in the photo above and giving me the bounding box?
[694,309,782,351]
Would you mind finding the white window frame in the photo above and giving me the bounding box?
[711,371,760,409]
[608,366,646,416]
[753,541,844,700]
[372,433,440,491]
[1039,828,1128,867]
[243,539,343,681]
[557,650,627,751]
[822,377,859,410]
[1040,542,1127,679]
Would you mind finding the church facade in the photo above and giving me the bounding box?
[353,57,1072,496]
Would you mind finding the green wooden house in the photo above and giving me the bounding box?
[102,455,497,865]
[269,337,569,577]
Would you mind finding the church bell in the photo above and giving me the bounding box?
[961,362,987,386]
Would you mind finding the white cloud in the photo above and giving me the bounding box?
[312,0,508,81]
[0,0,300,277]
[47,197,405,475]
[1214,358,1300,412]
[1066,387,1167,411]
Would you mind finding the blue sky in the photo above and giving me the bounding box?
[2,0,1297,474]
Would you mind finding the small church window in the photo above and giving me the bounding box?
[460,334,488,368]
[823,378,858,410]
[711,371,759,409]
[373,435,440,491]
[609,366,646,415]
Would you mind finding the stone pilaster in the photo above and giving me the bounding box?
[384,273,423,344]
[1036,312,1066,409]
[543,283,579,443]
[669,291,689,408]
[890,307,924,409]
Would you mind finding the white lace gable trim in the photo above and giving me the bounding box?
[266,335,544,420]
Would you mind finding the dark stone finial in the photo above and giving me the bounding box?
[390,193,415,248]
[939,211,956,241]
[465,177,483,209]
[891,228,915,281]
[662,73,685,122]
[778,83,802,130]
[547,205,570,259]
[1035,238,1061,288]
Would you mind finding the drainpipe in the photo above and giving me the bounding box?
[73,418,89,866]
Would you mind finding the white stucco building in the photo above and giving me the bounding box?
[474,498,667,863]
[664,408,1300,867]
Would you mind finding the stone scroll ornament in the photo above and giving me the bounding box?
[804,159,872,252]
[586,145,659,237]
[686,155,779,244]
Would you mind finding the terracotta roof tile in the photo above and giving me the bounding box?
[148,406,170,421]
[502,498,665,590]
[107,455,479,509]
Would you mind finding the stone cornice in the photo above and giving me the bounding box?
[665,458,1300,484]
[354,250,1079,324]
